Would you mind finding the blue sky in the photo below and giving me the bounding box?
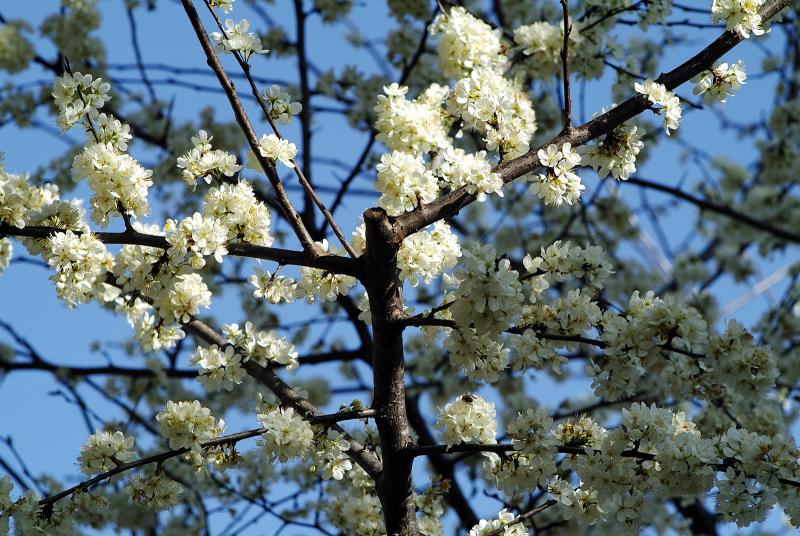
[0,1,795,534]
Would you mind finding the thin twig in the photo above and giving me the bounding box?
[560,0,573,132]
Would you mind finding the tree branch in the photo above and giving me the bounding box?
[391,0,791,242]
[626,176,800,244]
[0,224,359,276]
[560,0,573,132]
[179,0,319,255]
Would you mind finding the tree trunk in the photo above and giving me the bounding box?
[363,208,418,536]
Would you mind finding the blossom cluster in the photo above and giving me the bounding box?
[374,83,450,155]
[352,218,461,287]
[448,66,537,159]
[52,71,110,129]
[91,113,132,151]
[176,130,241,186]
[248,267,300,303]
[437,396,800,529]
[711,0,766,38]
[262,85,303,124]
[580,119,645,181]
[469,509,526,536]
[253,133,297,168]
[210,19,268,60]
[47,230,113,307]
[256,404,315,462]
[0,21,35,74]
[692,60,747,104]
[513,20,573,78]
[297,240,357,302]
[190,344,246,392]
[436,147,503,201]
[435,393,497,447]
[156,400,225,454]
[71,142,153,227]
[0,167,59,228]
[126,471,183,511]
[529,143,584,206]
[222,321,299,370]
[0,238,11,276]
[430,7,506,78]
[78,430,136,475]
[209,0,235,14]
[634,79,682,135]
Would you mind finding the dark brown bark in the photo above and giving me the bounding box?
[363,208,418,536]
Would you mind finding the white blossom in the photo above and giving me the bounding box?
[262,85,302,124]
[190,344,246,392]
[126,472,183,511]
[159,273,212,323]
[313,430,353,480]
[256,405,315,462]
[711,0,766,38]
[210,18,268,60]
[634,79,682,135]
[435,393,497,447]
[52,71,111,129]
[397,221,462,286]
[435,147,503,201]
[529,142,584,206]
[47,230,112,307]
[692,60,747,104]
[375,150,439,216]
[0,22,34,74]
[202,181,273,246]
[374,83,450,155]
[0,238,11,275]
[223,321,300,370]
[469,509,526,536]
[448,67,537,158]
[580,120,644,181]
[78,430,136,475]
[431,6,507,78]
[176,130,241,185]
[209,0,235,14]
[156,400,225,452]
[254,133,297,168]
[72,142,153,227]
[248,267,299,303]
[164,212,229,269]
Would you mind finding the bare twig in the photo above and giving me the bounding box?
[560,0,573,132]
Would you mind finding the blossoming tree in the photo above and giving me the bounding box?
[0,0,799,534]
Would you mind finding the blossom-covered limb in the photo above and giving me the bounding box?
[483,500,558,536]
[38,405,377,512]
[391,0,791,241]
[183,317,384,478]
[0,224,359,275]
[200,0,357,258]
[179,0,319,254]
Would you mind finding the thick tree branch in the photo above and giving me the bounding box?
[0,224,359,276]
